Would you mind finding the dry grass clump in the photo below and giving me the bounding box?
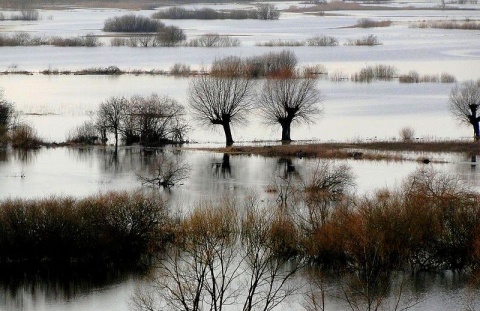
[345,34,381,46]
[411,20,480,30]
[354,18,392,28]
[351,64,397,82]
[0,192,169,265]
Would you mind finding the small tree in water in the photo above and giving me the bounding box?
[258,76,323,142]
[449,80,480,141]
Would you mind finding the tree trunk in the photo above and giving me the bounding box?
[281,121,291,141]
[474,121,480,142]
[222,122,234,146]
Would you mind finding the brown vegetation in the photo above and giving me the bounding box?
[0,192,169,265]
[188,140,480,161]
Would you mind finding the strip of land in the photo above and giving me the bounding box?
[187,141,480,162]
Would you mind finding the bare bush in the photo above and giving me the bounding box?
[351,64,397,82]
[256,3,281,20]
[399,126,415,141]
[67,121,99,144]
[155,25,186,46]
[345,34,381,46]
[10,124,42,148]
[399,70,420,83]
[50,33,102,47]
[169,63,191,76]
[138,156,191,188]
[245,50,298,78]
[186,33,240,47]
[411,20,480,30]
[103,14,164,32]
[354,18,392,28]
[256,39,305,47]
[306,35,339,46]
[152,5,279,20]
[441,72,457,83]
[9,9,40,21]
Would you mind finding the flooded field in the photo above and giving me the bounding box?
[1,0,480,310]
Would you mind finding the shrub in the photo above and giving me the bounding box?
[410,20,480,30]
[10,124,42,148]
[355,18,392,28]
[351,64,397,82]
[441,72,457,83]
[256,3,280,20]
[75,66,122,75]
[186,33,240,47]
[245,50,298,77]
[0,192,169,265]
[306,35,339,46]
[66,121,99,144]
[50,34,102,47]
[399,126,415,141]
[10,10,40,21]
[346,34,381,46]
[103,14,164,32]
[155,25,186,46]
[169,63,191,75]
[256,39,305,47]
[399,70,420,83]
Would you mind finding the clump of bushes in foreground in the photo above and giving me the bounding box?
[0,192,169,265]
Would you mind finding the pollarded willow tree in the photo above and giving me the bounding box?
[449,80,480,140]
[188,74,256,146]
[258,77,323,142]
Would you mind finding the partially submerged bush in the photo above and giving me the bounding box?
[411,20,480,30]
[351,64,397,82]
[354,18,392,28]
[256,39,304,47]
[152,5,280,20]
[0,192,169,265]
[186,33,240,47]
[67,121,99,144]
[103,14,165,32]
[346,34,381,46]
[10,124,42,148]
[306,35,339,46]
[399,126,415,141]
[169,63,191,75]
[50,34,102,47]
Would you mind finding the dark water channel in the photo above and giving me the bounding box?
[1,146,480,310]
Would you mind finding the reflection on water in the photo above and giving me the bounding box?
[1,146,480,310]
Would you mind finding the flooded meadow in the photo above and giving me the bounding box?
[1,0,480,310]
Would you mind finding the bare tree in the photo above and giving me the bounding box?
[0,89,13,143]
[188,75,256,146]
[449,80,480,140]
[138,156,191,189]
[97,96,128,152]
[256,4,280,20]
[258,77,323,142]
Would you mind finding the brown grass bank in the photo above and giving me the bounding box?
[187,141,480,162]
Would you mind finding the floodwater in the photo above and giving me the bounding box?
[1,0,480,310]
